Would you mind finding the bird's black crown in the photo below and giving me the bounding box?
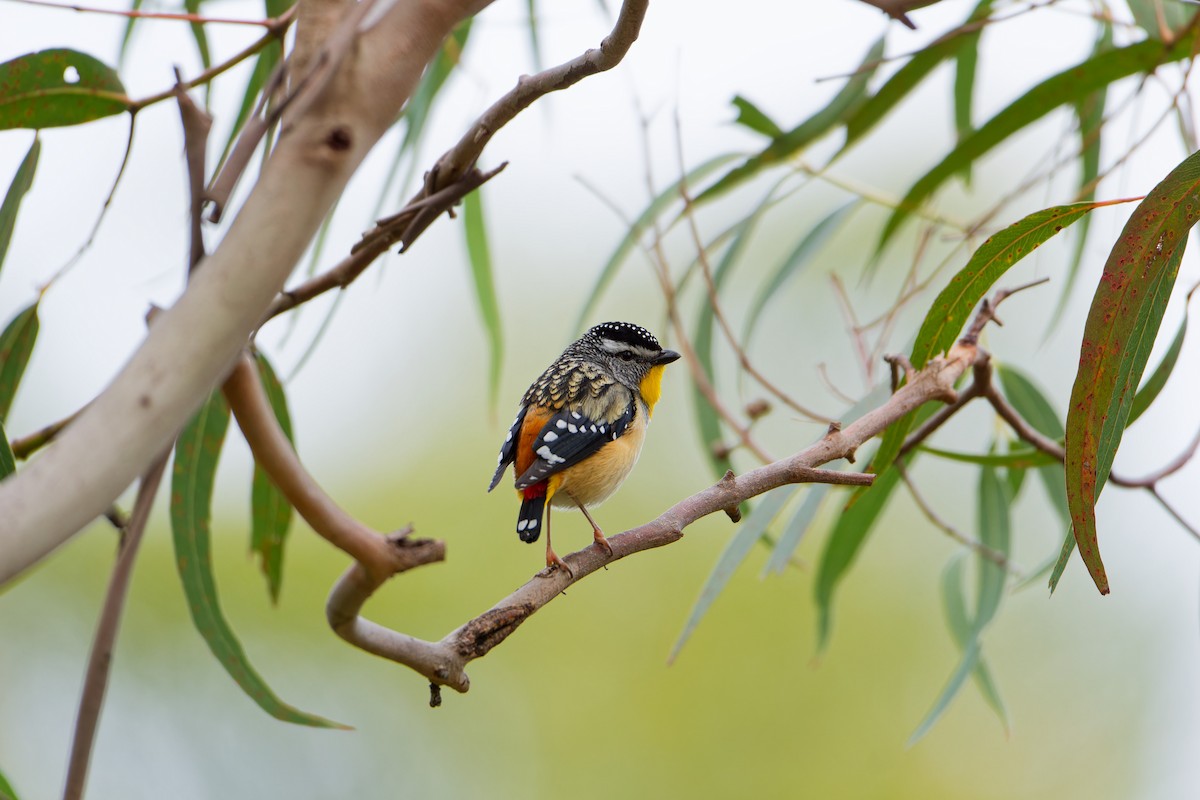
[587,321,662,351]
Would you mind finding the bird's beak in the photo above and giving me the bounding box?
[654,349,681,366]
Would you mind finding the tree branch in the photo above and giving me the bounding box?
[326,341,978,698]
[0,0,495,586]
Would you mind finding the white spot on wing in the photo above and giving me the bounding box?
[556,420,567,429]
[537,445,565,464]
[568,424,577,433]
[543,431,559,442]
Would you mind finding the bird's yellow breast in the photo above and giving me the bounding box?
[639,365,667,417]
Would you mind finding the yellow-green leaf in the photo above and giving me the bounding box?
[250,353,294,604]
[0,49,129,130]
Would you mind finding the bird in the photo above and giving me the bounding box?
[488,321,681,578]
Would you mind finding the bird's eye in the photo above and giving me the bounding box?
[618,350,635,361]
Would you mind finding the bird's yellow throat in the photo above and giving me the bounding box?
[640,365,666,416]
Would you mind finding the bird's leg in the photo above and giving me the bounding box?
[543,506,574,579]
[572,496,613,558]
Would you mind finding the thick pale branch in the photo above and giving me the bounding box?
[0,0,494,585]
[326,343,979,697]
[223,352,410,582]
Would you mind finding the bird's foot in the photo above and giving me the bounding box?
[542,546,574,580]
[593,529,613,558]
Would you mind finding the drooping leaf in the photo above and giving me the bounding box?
[911,466,1010,742]
[0,302,39,424]
[1127,0,1197,39]
[996,364,1065,439]
[0,419,14,480]
[919,445,1056,469]
[731,95,784,139]
[184,0,212,73]
[878,30,1198,251]
[0,135,39,278]
[462,188,504,411]
[118,0,147,65]
[872,202,1112,480]
[0,49,129,130]
[216,39,283,174]
[250,353,294,604]
[1053,22,1113,324]
[913,201,1120,370]
[1126,311,1187,426]
[690,180,781,479]
[842,0,993,152]
[1065,148,1200,594]
[669,486,796,664]
[401,18,472,158]
[172,391,346,728]
[814,466,902,652]
[763,484,829,577]
[698,35,885,205]
[525,0,544,71]
[0,766,17,800]
[743,200,858,346]
[952,0,993,184]
[575,152,741,332]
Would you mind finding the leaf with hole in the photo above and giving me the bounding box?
[0,49,129,130]
[877,29,1197,251]
[250,353,294,604]
[1065,148,1200,594]
[173,391,346,728]
[0,136,39,279]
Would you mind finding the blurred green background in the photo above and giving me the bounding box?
[4,0,1200,797]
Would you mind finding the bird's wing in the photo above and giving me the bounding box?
[513,404,636,490]
[487,405,529,491]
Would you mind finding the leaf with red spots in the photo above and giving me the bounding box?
[0,49,129,130]
[1065,149,1200,595]
[173,390,346,728]
[872,199,1126,485]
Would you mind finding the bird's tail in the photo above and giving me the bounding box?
[516,484,547,543]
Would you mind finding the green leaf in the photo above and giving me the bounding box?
[0,419,14,480]
[0,49,129,130]
[699,35,885,205]
[1065,148,1200,594]
[763,484,829,577]
[1127,0,1197,39]
[462,189,504,411]
[172,392,346,728]
[184,0,213,71]
[913,201,1113,369]
[118,0,147,65]
[401,19,472,158]
[1047,525,1076,594]
[731,95,784,139]
[525,0,544,72]
[669,486,795,664]
[911,467,1010,742]
[0,302,39,424]
[842,0,993,152]
[0,766,17,800]
[743,200,858,347]
[0,135,39,278]
[814,466,902,652]
[1126,311,1187,426]
[690,180,782,479]
[1053,23,1113,324]
[250,353,294,604]
[878,30,1198,251]
[575,152,740,332]
[996,364,1064,439]
[919,445,1056,469]
[216,40,282,173]
[952,0,993,186]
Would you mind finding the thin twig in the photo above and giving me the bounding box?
[896,462,1023,577]
[4,0,280,24]
[62,452,168,800]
